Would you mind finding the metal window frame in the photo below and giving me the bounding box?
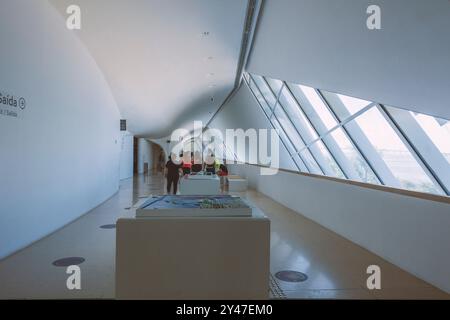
[284,82,377,182]
[250,74,279,117]
[314,89,384,184]
[317,89,387,185]
[246,74,306,172]
[248,74,309,171]
[262,76,325,174]
[244,72,449,196]
[378,104,448,195]
[281,82,348,179]
[385,107,450,195]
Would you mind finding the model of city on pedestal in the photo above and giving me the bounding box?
[136,195,252,217]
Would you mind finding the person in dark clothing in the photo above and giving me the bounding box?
[165,156,182,194]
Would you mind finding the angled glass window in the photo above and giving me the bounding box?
[298,148,323,175]
[271,84,344,178]
[292,154,311,173]
[273,120,309,173]
[248,76,272,116]
[271,96,323,174]
[289,84,338,132]
[411,113,450,164]
[322,91,372,122]
[387,106,450,193]
[325,129,379,184]
[245,74,308,173]
[308,141,346,178]
[251,74,277,110]
[271,117,296,155]
[288,83,379,183]
[347,107,444,194]
[244,72,449,197]
[265,77,283,97]
[293,156,309,173]
[272,101,306,151]
[278,86,319,144]
[243,72,250,83]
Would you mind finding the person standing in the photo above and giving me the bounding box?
[217,163,229,192]
[165,155,182,194]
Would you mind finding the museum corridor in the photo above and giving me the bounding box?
[2,0,450,302]
[0,174,447,300]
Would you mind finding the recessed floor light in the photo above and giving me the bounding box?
[100,224,116,229]
[275,270,308,283]
[52,257,85,267]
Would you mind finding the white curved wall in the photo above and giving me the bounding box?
[0,1,121,259]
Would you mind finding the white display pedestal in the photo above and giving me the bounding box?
[115,203,270,300]
[179,174,220,195]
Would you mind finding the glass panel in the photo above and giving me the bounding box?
[348,107,443,194]
[265,77,283,96]
[273,103,306,151]
[246,73,448,195]
[271,117,296,155]
[272,103,322,174]
[292,154,309,173]
[308,141,346,178]
[411,112,450,165]
[243,72,250,83]
[278,87,319,144]
[287,83,377,181]
[251,75,277,109]
[322,91,372,122]
[325,129,380,184]
[290,84,338,132]
[248,77,272,116]
[271,118,308,172]
[298,148,323,175]
[338,94,372,114]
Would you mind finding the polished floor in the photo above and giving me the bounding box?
[0,173,448,299]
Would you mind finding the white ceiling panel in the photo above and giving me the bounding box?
[49,0,248,137]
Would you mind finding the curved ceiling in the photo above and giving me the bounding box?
[49,0,248,138]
